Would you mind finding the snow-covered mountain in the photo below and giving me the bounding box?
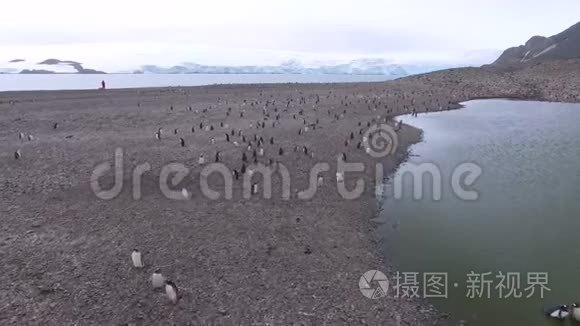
[493,21,580,65]
[0,57,451,76]
[0,59,105,74]
[137,59,409,76]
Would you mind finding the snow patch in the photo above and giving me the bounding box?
[533,44,557,58]
[521,51,531,62]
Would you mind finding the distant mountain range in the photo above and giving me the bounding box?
[493,21,580,65]
[136,59,409,76]
[0,57,453,76]
[0,59,105,74]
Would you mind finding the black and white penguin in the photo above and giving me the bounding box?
[215,151,221,162]
[198,154,205,165]
[279,147,284,156]
[151,269,165,288]
[131,249,144,268]
[27,134,34,141]
[181,188,190,199]
[336,172,345,183]
[180,138,185,147]
[572,303,580,321]
[544,304,569,320]
[251,183,258,195]
[233,169,239,180]
[53,122,59,129]
[165,280,179,304]
[174,128,178,135]
[14,150,21,160]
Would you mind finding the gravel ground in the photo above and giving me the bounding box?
[0,60,578,325]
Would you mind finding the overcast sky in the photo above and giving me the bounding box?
[1,0,579,70]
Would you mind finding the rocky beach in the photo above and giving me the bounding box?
[1,59,579,325]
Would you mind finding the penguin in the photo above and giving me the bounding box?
[215,151,220,162]
[279,147,284,156]
[572,303,580,321]
[251,183,258,195]
[151,269,165,288]
[242,152,248,162]
[544,305,569,320]
[180,138,185,147]
[53,122,59,129]
[174,128,178,135]
[192,126,195,133]
[131,249,144,268]
[241,163,246,174]
[181,188,189,199]
[270,137,274,145]
[155,131,161,140]
[27,134,34,141]
[317,176,323,187]
[336,172,345,183]
[233,169,239,180]
[165,280,179,304]
[18,132,24,140]
[258,148,264,156]
[225,133,230,142]
[14,150,21,160]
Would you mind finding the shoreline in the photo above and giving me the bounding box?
[1,61,578,324]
